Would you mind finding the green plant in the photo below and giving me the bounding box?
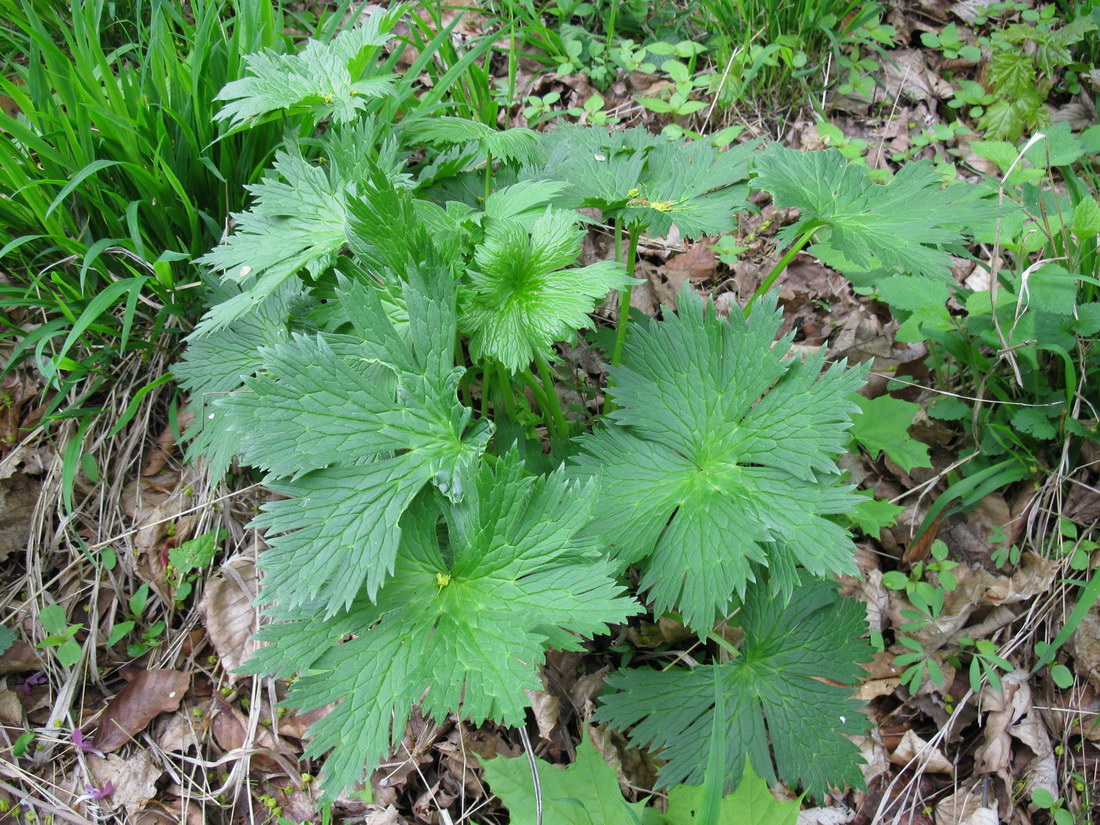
[37,604,82,667]
[105,583,167,657]
[1031,787,1075,825]
[920,22,981,62]
[169,13,1040,807]
[167,530,224,603]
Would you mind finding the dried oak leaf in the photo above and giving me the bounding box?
[85,750,162,814]
[200,556,261,681]
[93,669,190,752]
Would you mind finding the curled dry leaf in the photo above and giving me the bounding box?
[200,555,261,681]
[973,669,1030,777]
[1070,606,1100,690]
[0,689,22,725]
[92,669,190,753]
[523,688,559,741]
[888,729,954,774]
[85,750,162,814]
[935,784,998,825]
[0,472,39,563]
[0,640,41,675]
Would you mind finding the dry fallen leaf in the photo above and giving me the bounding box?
[0,640,40,675]
[93,669,190,753]
[0,688,22,725]
[200,555,261,681]
[973,669,1030,777]
[0,472,38,563]
[523,688,560,741]
[1070,606,1100,690]
[888,729,954,774]
[86,750,162,814]
[935,784,998,825]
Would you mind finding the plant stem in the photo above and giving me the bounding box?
[495,360,517,422]
[480,362,492,419]
[517,368,560,442]
[613,217,623,263]
[743,223,820,317]
[535,352,569,440]
[484,150,494,203]
[609,225,641,368]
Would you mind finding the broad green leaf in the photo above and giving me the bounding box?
[664,761,800,825]
[462,208,631,372]
[214,11,400,127]
[221,272,490,614]
[572,289,866,631]
[754,146,1002,281]
[0,626,17,656]
[242,452,641,794]
[537,127,756,238]
[596,578,871,800]
[988,51,1035,98]
[404,116,540,164]
[1071,198,1100,239]
[874,274,950,312]
[480,730,659,825]
[851,395,932,473]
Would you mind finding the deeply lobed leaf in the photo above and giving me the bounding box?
[242,452,641,794]
[596,578,871,800]
[572,287,866,630]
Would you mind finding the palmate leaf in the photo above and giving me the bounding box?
[462,208,631,372]
[480,730,660,825]
[571,287,866,631]
[219,272,489,615]
[214,10,401,128]
[754,146,1003,280]
[536,127,756,238]
[596,578,871,800]
[194,147,347,334]
[241,452,641,794]
[404,116,540,165]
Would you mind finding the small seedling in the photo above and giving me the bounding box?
[37,604,82,667]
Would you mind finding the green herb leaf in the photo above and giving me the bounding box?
[404,116,540,165]
[222,272,490,615]
[214,12,400,127]
[242,452,640,794]
[754,147,1001,280]
[573,289,865,631]
[480,729,659,825]
[462,208,631,373]
[851,395,932,472]
[0,626,17,656]
[596,578,871,800]
[664,761,800,825]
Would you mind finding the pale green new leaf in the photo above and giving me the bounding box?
[754,146,1002,280]
[220,272,489,614]
[214,11,401,127]
[462,208,631,373]
[405,116,540,164]
[664,761,800,825]
[241,453,641,794]
[572,288,866,630]
[596,578,871,800]
[480,730,660,825]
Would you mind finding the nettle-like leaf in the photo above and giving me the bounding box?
[194,141,409,334]
[461,208,631,373]
[241,452,641,794]
[172,281,302,478]
[219,272,489,615]
[596,578,871,800]
[754,146,1002,280]
[194,147,347,334]
[404,116,540,164]
[537,127,756,238]
[214,10,401,128]
[571,288,866,631]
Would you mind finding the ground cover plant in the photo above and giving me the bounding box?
[3,1,1100,824]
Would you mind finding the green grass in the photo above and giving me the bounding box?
[0,0,344,428]
[694,0,882,108]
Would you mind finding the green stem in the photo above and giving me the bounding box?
[495,360,517,422]
[613,217,623,263]
[480,361,493,420]
[484,150,494,203]
[742,224,821,317]
[517,368,560,442]
[609,225,641,368]
[535,353,569,440]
